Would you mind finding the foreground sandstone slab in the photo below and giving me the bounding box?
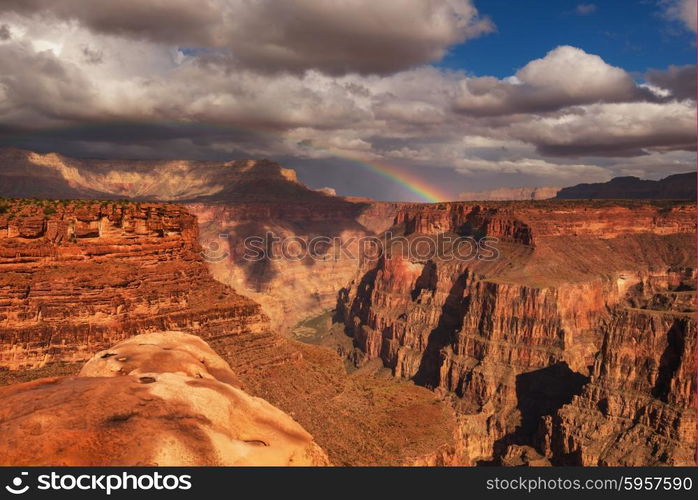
[0,332,330,466]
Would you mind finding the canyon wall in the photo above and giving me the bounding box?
[190,200,400,331]
[338,200,696,465]
[0,198,462,466]
[0,199,267,370]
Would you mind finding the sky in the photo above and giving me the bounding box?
[0,0,695,202]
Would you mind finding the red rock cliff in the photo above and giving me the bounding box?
[339,200,696,465]
[0,199,268,370]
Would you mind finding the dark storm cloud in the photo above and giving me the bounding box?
[0,24,10,40]
[0,0,494,75]
[0,0,220,47]
[0,41,97,127]
[0,122,278,163]
[537,138,696,157]
[645,65,696,101]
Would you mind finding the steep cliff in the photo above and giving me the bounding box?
[0,198,268,370]
[542,272,696,465]
[338,200,696,465]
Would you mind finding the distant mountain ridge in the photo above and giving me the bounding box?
[459,186,560,201]
[0,147,328,203]
[556,172,696,199]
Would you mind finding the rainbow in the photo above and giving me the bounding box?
[309,144,449,202]
[331,152,448,203]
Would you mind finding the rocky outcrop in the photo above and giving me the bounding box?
[542,273,696,465]
[459,186,560,201]
[556,172,696,200]
[339,200,696,465]
[0,199,268,370]
[0,332,330,466]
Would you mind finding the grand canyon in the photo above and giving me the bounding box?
[0,148,694,467]
[0,0,695,474]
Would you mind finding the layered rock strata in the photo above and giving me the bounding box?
[0,199,267,370]
[338,200,696,465]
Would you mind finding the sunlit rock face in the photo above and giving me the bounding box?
[0,199,268,370]
[338,200,696,465]
[0,332,331,466]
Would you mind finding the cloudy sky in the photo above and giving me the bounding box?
[0,0,695,201]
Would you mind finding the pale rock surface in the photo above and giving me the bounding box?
[0,332,330,466]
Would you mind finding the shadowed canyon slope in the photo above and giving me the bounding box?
[0,332,329,466]
[338,200,696,465]
[0,198,463,466]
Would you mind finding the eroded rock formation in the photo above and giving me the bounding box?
[0,198,463,466]
[0,332,330,466]
[0,199,267,370]
[338,200,696,465]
